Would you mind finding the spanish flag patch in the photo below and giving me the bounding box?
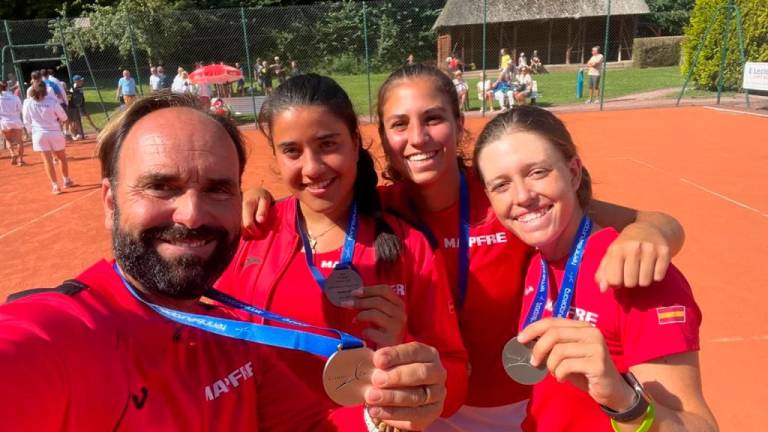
[657,305,686,325]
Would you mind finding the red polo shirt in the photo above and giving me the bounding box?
[379,171,535,408]
[519,228,701,431]
[0,260,359,431]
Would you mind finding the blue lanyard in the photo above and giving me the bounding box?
[297,201,359,289]
[406,171,470,309]
[456,171,470,309]
[114,263,363,356]
[523,215,592,328]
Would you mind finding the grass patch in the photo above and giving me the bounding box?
[78,67,691,131]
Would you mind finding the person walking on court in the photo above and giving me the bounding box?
[23,82,76,194]
[585,46,604,104]
[116,70,138,107]
[0,81,25,166]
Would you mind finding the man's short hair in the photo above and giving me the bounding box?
[97,90,247,182]
[592,46,601,52]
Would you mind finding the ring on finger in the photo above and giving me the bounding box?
[422,385,431,404]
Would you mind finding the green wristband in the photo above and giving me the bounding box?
[610,402,655,432]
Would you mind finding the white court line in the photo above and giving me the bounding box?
[710,335,768,344]
[627,158,658,170]
[607,157,767,218]
[0,189,101,241]
[679,178,767,218]
[702,106,768,118]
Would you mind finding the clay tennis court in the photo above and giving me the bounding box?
[1,106,765,430]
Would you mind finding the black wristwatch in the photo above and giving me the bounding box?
[600,372,650,422]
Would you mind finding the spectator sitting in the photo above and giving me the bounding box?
[209,97,231,119]
[517,51,527,68]
[487,62,514,111]
[512,65,533,106]
[452,70,468,112]
[530,49,547,74]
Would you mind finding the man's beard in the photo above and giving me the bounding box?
[112,205,239,300]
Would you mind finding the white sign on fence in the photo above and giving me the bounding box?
[743,62,768,91]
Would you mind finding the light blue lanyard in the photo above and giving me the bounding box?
[114,263,363,356]
[523,215,592,328]
[297,201,358,289]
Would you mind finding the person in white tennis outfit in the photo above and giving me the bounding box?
[0,81,25,166]
[22,82,75,195]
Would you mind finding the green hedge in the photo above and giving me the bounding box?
[633,36,685,68]
[682,0,768,90]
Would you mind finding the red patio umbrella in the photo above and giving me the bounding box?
[188,64,243,85]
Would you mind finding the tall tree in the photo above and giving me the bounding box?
[639,0,696,36]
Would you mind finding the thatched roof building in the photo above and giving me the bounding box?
[434,0,650,69]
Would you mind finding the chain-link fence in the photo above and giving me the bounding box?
[1,0,754,135]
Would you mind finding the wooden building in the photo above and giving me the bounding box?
[434,0,650,69]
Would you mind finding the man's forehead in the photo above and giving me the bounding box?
[118,107,239,176]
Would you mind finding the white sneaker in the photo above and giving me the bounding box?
[74,134,82,140]
[63,178,76,188]
[52,184,61,195]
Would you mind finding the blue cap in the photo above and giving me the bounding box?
[72,75,83,81]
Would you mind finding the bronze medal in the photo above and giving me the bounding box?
[323,347,374,406]
[324,267,362,307]
[502,337,547,385]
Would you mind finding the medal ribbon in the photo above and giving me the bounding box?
[523,215,592,328]
[456,171,470,309]
[406,171,470,309]
[114,263,364,356]
[297,201,359,290]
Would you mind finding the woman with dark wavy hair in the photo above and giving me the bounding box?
[216,74,468,431]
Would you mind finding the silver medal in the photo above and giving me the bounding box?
[324,267,363,307]
[323,347,374,406]
[502,337,547,385]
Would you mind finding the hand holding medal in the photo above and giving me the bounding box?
[363,342,447,431]
[516,318,636,412]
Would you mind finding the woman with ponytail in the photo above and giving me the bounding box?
[473,106,716,431]
[240,65,688,431]
[216,74,468,431]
